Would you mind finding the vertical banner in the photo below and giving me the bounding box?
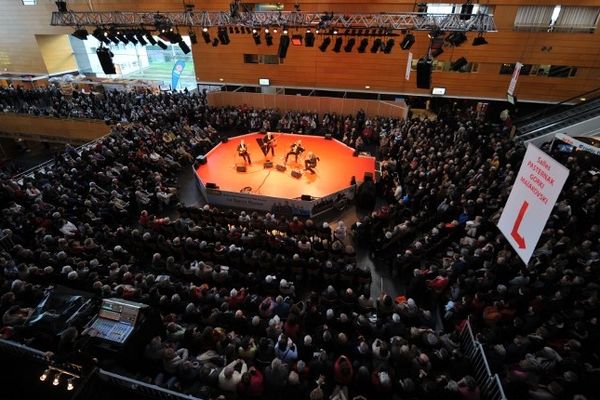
[507,61,523,96]
[405,52,413,81]
[171,60,186,90]
[497,144,569,265]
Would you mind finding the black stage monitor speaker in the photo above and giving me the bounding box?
[276,164,287,172]
[301,194,312,201]
[325,134,332,140]
[263,161,273,168]
[353,149,359,157]
[291,170,302,179]
[196,155,207,165]
[417,58,432,89]
[236,165,247,172]
[96,47,116,74]
[206,182,218,189]
[221,137,228,143]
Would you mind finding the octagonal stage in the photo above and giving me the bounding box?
[194,132,376,217]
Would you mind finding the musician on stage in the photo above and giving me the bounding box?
[285,140,304,163]
[262,132,276,158]
[237,139,251,164]
[304,151,320,174]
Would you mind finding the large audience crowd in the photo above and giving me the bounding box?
[0,86,599,400]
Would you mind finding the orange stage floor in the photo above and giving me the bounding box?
[195,133,375,200]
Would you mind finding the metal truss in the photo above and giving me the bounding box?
[51,11,496,32]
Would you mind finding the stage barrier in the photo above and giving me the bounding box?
[459,319,508,400]
[207,91,409,120]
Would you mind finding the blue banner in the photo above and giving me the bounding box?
[171,60,186,90]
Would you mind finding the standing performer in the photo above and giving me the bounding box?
[304,152,320,174]
[262,132,276,158]
[285,140,305,163]
[237,139,251,165]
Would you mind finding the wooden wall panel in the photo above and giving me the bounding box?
[1,0,599,102]
[35,34,78,75]
[207,92,408,119]
[0,113,110,142]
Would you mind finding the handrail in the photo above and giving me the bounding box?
[516,86,600,126]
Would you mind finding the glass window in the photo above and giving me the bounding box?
[22,0,37,4]
[243,54,259,63]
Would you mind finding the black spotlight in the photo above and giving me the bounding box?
[117,32,129,44]
[72,28,88,40]
[126,32,138,45]
[431,47,444,57]
[472,34,488,46]
[202,29,211,44]
[229,26,234,34]
[400,33,415,50]
[332,37,343,52]
[252,31,261,45]
[179,40,191,54]
[416,2,427,12]
[460,2,475,20]
[370,38,382,53]
[55,1,68,12]
[189,31,198,44]
[92,28,110,45]
[218,28,230,45]
[145,31,157,45]
[234,27,240,34]
[357,38,368,53]
[265,30,273,46]
[305,30,315,47]
[344,38,356,52]
[156,39,168,49]
[446,31,467,47]
[107,30,120,45]
[319,37,331,52]
[383,39,395,54]
[451,57,468,71]
[278,34,290,58]
[212,38,219,47]
[136,32,148,46]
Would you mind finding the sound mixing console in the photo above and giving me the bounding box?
[87,298,147,346]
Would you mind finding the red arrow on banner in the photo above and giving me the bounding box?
[511,200,529,249]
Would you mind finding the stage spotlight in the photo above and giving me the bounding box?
[273,28,278,33]
[283,28,288,35]
[460,1,475,20]
[278,34,290,58]
[446,31,467,46]
[234,27,240,34]
[383,38,395,54]
[40,369,50,382]
[178,40,191,54]
[145,31,157,45]
[92,27,109,44]
[72,28,88,40]
[451,57,468,71]
[357,38,369,53]
[117,32,129,44]
[136,32,148,45]
[431,47,444,57]
[265,31,273,46]
[472,34,488,46]
[370,38,382,53]
[126,31,138,45]
[344,38,356,52]
[67,378,75,391]
[416,2,427,12]
[53,373,61,386]
[218,28,230,45]
[246,27,252,34]
[107,31,120,45]
[305,30,315,47]
[55,1,67,12]
[202,29,211,44]
[212,38,219,47]
[429,27,444,39]
[332,37,343,52]
[156,39,168,49]
[252,31,261,45]
[400,33,415,50]
[319,37,331,52]
[189,31,197,44]
[229,26,234,34]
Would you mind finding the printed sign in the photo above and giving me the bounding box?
[405,52,413,81]
[507,61,523,96]
[171,60,186,90]
[497,144,569,265]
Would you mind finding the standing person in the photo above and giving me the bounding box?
[304,152,320,174]
[262,132,276,158]
[285,140,304,163]
[238,139,252,165]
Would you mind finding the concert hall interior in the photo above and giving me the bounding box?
[0,1,600,400]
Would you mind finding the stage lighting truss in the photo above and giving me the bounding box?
[51,10,496,33]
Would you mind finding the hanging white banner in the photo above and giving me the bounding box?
[405,52,413,81]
